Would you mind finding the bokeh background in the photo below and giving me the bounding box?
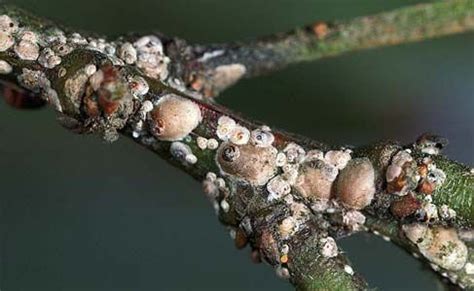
[0,0,473,290]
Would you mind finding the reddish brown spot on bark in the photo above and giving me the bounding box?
[418,164,428,178]
[387,163,410,193]
[234,228,248,249]
[387,175,406,193]
[149,114,165,136]
[390,193,421,219]
[129,81,140,91]
[82,65,129,117]
[102,65,119,83]
[257,230,279,265]
[98,89,120,116]
[312,21,329,39]
[83,94,100,117]
[280,254,289,264]
[417,180,435,194]
[203,87,214,98]
[416,163,435,194]
[190,76,204,92]
[251,249,262,264]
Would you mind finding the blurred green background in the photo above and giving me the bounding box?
[0,0,473,290]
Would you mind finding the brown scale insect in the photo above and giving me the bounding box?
[390,193,422,219]
[416,162,436,195]
[234,228,248,249]
[417,180,435,195]
[82,65,130,117]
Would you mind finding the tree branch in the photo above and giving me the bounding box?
[174,0,474,97]
[365,216,474,290]
[0,3,473,290]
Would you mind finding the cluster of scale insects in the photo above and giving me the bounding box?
[0,12,473,288]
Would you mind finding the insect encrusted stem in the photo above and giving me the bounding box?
[0,3,473,290]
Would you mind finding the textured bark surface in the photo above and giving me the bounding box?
[0,2,473,290]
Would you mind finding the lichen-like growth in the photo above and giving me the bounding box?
[0,2,473,290]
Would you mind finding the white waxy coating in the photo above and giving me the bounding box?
[185,154,198,164]
[267,175,291,201]
[84,64,97,76]
[0,31,14,51]
[134,35,169,80]
[251,128,275,147]
[15,39,40,61]
[118,42,138,64]
[216,116,237,141]
[279,216,296,239]
[64,68,91,106]
[18,68,50,93]
[38,48,61,69]
[325,150,352,170]
[305,149,324,162]
[141,100,154,113]
[229,125,250,145]
[206,172,217,182]
[319,237,338,258]
[422,202,439,221]
[344,265,354,275]
[128,76,149,97]
[21,31,39,42]
[0,60,12,74]
[207,138,219,150]
[426,166,447,186]
[284,143,306,164]
[215,178,226,189]
[88,70,104,91]
[282,163,300,185]
[220,200,230,213]
[211,64,246,91]
[386,164,402,183]
[403,224,468,271]
[0,15,19,33]
[465,263,474,275]
[276,153,287,167]
[170,141,198,166]
[53,43,74,57]
[134,36,163,54]
[439,205,457,220]
[196,137,208,150]
[392,150,413,166]
[343,210,366,231]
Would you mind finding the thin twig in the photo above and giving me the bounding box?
[176,0,474,97]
